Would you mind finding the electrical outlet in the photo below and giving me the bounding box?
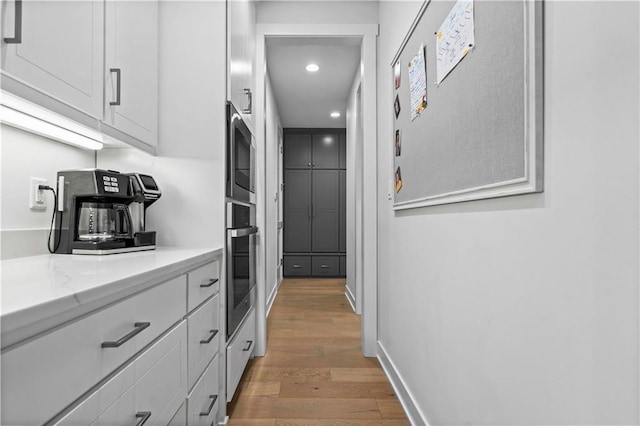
[30,177,47,210]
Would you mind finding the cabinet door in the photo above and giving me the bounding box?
[312,170,339,253]
[104,0,158,146]
[312,132,340,169]
[1,0,103,118]
[339,170,346,253]
[284,133,312,169]
[227,0,255,123]
[284,169,311,252]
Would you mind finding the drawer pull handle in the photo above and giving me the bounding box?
[200,329,218,344]
[109,68,122,106]
[242,340,253,351]
[200,278,219,288]
[4,0,22,44]
[292,265,301,269]
[101,322,150,348]
[200,395,218,417]
[135,411,151,426]
[321,265,330,268]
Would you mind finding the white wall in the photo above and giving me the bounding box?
[345,68,361,312]
[0,125,95,259]
[377,1,639,424]
[265,73,283,312]
[257,0,379,24]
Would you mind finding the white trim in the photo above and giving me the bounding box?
[266,276,282,317]
[377,341,429,426]
[345,285,356,313]
[256,22,378,358]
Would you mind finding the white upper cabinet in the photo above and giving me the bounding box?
[228,0,256,130]
[1,0,104,119]
[103,0,158,148]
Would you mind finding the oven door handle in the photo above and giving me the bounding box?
[229,226,258,238]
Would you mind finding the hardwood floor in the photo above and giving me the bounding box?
[227,278,409,426]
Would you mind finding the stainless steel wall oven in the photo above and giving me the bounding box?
[226,200,257,339]
[226,102,255,204]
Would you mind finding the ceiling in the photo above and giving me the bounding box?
[266,37,361,128]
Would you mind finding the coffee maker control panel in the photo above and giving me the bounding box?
[95,170,130,196]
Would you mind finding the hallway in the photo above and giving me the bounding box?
[227,278,409,424]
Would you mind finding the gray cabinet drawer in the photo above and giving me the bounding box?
[284,256,311,276]
[339,256,346,277]
[312,256,339,276]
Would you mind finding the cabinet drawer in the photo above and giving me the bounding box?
[55,321,188,425]
[187,355,220,426]
[187,294,220,390]
[283,255,311,277]
[339,255,346,277]
[168,402,187,426]
[312,256,340,276]
[226,308,256,401]
[188,260,220,312]
[1,276,186,425]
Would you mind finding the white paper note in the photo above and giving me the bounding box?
[436,0,475,85]
[408,43,428,121]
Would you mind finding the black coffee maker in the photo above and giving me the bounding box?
[54,169,161,255]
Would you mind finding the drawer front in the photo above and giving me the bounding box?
[226,308,256,402]
[188,260,220,312]
[339,255,346,277]
[187,294,220,390]
[168,402,187,426]
[55,321,188,425]
[283,255,311,277]
[312,256,340,276]
[187,355,220,426]
[1,276,186,426]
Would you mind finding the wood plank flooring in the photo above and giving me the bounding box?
[227,278,409,426]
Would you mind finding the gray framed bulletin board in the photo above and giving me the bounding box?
[391,0,543,210]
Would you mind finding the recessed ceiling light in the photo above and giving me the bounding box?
[306,63,320,72]
[330,111,341,118]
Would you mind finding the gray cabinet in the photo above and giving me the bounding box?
[284,129,346,278]
[284,170,311,252]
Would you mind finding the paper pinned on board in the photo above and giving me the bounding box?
[408,43,428,121]
[436,0,475,85]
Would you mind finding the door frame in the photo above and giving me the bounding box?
[255,23,379,357]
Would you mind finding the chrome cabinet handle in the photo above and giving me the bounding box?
[292,265,301,269]
[307,162,311,167]
[308,204,311,218]
[101,322,150,348]
[109,68,121,106]
[200,329,218,344]
[229,226,258,238]
[243,88,252,114]
[200,278,219,288]
[321,265,330,268]
[242,340,253,351]
[199,395,218,417]
[4,0,22,43]
[135,411,151,426]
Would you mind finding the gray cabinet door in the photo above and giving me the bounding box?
[339,132,347,169]
[311,170,339,253]
[284,133,311,169]
[312,133,339,169]
[284,170,311,252]
[339,170,346,253]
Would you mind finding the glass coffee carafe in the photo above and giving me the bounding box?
[77,202,133,242]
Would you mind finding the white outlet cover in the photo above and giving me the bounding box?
[30,177,47,210]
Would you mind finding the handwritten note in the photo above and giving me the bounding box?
[436,0,475,85]
[408,44,427,121]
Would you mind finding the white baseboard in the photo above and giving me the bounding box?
[266,276,283,317]
[345,285,357,313]
[377,341,429,426]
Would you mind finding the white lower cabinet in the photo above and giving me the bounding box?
[226,308,256,402]
[187,355,220,426]
[168,402,187,426]
[55,321,188,425]
[1,275,186,425]
[187,294,220,389]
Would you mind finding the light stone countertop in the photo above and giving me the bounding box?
[0,246,223,350]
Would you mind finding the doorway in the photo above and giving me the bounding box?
[254,23,378,358]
